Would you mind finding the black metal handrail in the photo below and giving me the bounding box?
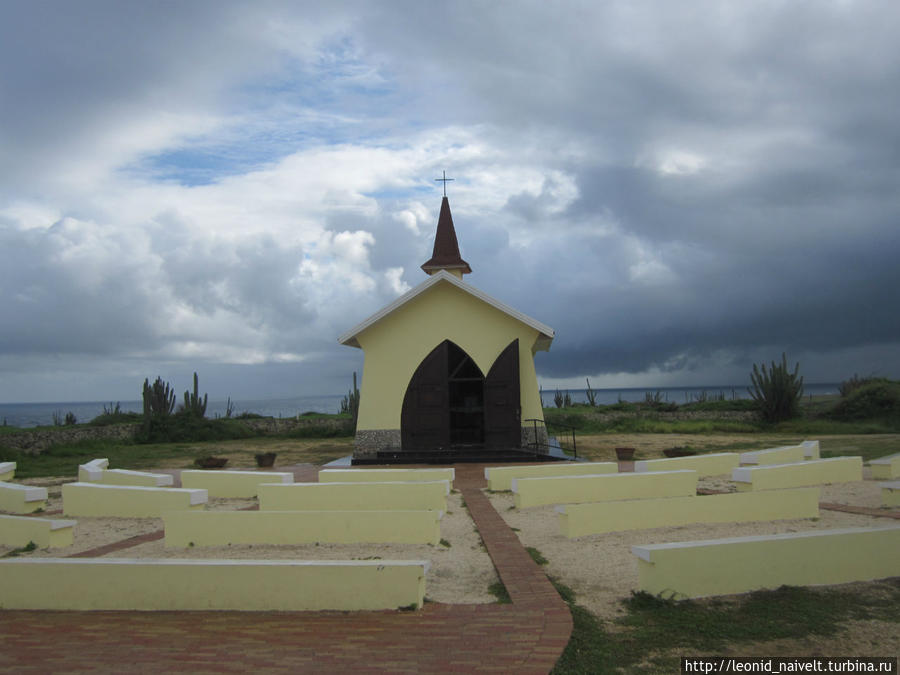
[523,418,577,460]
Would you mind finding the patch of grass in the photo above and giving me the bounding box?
[487,580,512,604]
[0,436,354,479]
[551,580,900,673]
[2,541,37,558]
[526,546,549,566]
[550,578,619,674]
[281,421,354,439]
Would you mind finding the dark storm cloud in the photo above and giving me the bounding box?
[2,0,900,401]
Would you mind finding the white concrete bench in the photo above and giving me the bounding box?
[882,481,900,508]
[0,481,48,514]
[318,467,455,486]
[62,482,207,517]
[634,453,739,477]
[484,462,616,491]
[633,525,900,599]
[0,514,76,548]
[739,445,805,466]
[0,461,15,481]
[512,470,697,508]
[78,458,110,482]
[732,457,863,492]
[100,469,174,487]
[0,558,430,611]
[802,440,820,460]
[164,509,443,547]
[180,470,294,498]
[870,452,900,480]
[258,480,449,512]
[556,488,820,537]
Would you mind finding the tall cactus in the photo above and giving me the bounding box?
[183,371,208,418]
[748,353,804,423]
[142,376,176,432]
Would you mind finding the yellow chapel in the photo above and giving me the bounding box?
[339,195,555,463]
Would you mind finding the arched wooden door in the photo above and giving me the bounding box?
[401,341,451,451]
[484,339,521,448]
[401,339,520,451]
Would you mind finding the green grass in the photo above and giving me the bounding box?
[487,580,512,604]
[526,546,549,566]
[551,579,900,674]
[2,541,37,558]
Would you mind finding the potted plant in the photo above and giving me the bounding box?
[255,452,277,468]
[615,447,635,461]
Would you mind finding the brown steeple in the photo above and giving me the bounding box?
[421,196,472,277]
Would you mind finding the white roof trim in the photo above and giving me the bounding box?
[338,270,555,348]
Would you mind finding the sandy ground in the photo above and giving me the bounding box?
[3,467,898,658]
[3,489,499,605]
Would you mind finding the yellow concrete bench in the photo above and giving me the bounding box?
[0,514,76,548]
[318,467,455,486]
[484,462,616,491]
[258,480,449,512]
[732,457,863,492]
[62,482,207,517]
[870,452,900,480]
[99,469,174,487]
[556,488,819,537]
[634,453,739,477]
[180,470,294,498]
[882,482,900,508]
[633,525,900,599]
[0,481,48,514]
[164,509,443,547]
[512,470,697,508]
[739,445,805,466]
[0,558,430,611]
[802,440,820,460]
[0,461,15,481]
[78,458,109,482]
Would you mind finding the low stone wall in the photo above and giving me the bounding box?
[1,424,139,454]
[547,410,756,424]
[1,417,353,454]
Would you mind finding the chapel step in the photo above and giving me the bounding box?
[353,447,569,465]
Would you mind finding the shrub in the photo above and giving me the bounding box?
[839,374,883,398]
[829,379,900,421]
[748,353,804,424]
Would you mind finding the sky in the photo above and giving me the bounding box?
[2,0,899,404]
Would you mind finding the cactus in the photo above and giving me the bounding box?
[340,371,361,427]
[142,376,176,433]
[183,371,208,418]
[748,353,804,423]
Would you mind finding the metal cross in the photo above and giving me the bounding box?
[434,171,454,197]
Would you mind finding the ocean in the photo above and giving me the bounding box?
[0,383,841,429]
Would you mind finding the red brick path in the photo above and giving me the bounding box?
[0,463,573,674]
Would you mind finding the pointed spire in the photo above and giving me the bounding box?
[421,196,472,277]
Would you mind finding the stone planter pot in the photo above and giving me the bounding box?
[615,447,635,461]
[255,452,277,468]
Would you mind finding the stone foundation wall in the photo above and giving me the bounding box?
[521,424,549,449]
[353,429,402,459]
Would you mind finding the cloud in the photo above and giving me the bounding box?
[1,1,900,402]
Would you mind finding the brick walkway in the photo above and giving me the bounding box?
[0,464,572,674]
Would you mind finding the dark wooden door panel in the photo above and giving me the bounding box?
[401,342,450,450]
[484,339,521,448]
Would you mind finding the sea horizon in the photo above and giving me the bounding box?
[0,383,841,429]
